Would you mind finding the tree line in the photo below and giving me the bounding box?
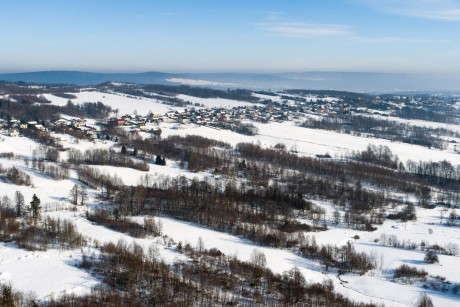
[68,148,149,171]
[301,114,451,149]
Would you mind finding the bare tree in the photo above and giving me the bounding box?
[250,249,267,267]
[15,191,25,217]
[416,292,434,307]
[1,195,11,211]
[69,184,79,206]
[196,236,205,254]
[281,267,306,304]
[78,186,88,206]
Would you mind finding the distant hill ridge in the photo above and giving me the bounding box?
[0,70,458,93]
[0,71,174,86]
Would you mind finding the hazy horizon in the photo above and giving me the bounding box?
[0,69,442,75]
[2,0,460,76]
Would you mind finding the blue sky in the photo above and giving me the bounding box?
[1,0,460,74]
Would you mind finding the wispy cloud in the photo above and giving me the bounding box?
[359,0,460,21]
[258,21,353,38]
[257,18,451,43]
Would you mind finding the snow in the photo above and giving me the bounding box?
[43,90,260,116]
[368,114,460,133]
[297,201,460,306]
[300,201,460,283]
[0,243,97,299]
[176,94,258,108]
[161,121,460,164]
[87,161,209,187]
[0,155,458,306]
[137,216,460,307]
[140,216,326,279]
[0,135,40,158]
[2,105,460,305]
[43,91,183,116]
[253,93,284,103]
[0,158,76,207]
[339,275,457,307]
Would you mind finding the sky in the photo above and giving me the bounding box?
[1,0,460,75]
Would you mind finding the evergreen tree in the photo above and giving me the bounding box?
[155,155,166,166]
[402,203,416,221]
[121,145,127,155]
[29,194,41,219]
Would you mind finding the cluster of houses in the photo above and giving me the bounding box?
[0,117,98,138]
[110,101,353,131]
[164,105,290,125]
[0,118,45,137]
[101,104,293,134]
[0,94,358,139]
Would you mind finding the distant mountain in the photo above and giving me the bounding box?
[0,71,175,86]
[0,70,458,93]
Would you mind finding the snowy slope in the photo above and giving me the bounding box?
[0,244,97,299]
[160,121,460,164]
[43,91,183,115]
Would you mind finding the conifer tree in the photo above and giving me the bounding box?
[30,194,41,219]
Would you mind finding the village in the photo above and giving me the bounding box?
[0,91,358,140]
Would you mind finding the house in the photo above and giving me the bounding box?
[115,118,126,126]
[218,114,229,122]
[54,118,72,127]
[140,122,158,132]
[10,119,20,128]
[75,125,95,135]
[72,118,87,127]
[179,117,190,125]
[34,124,45,131]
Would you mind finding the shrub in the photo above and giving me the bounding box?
[394,264,427,279]
[424,250,439,264]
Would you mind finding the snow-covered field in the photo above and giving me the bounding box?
[43,91,183,116]
[0,244,97,299]
[176,94,258,108]
[2,92,460,306]
[1,153,458,307]
[368,113,460,134]
[42,90,460,163]
[43,90,260,116]
[88,162,209,186]
[160,121,460,164]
